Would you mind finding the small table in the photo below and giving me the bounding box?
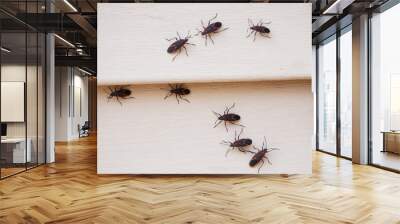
[1,138,32,164]
[381,131,400,154]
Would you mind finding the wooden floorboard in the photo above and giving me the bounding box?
[1,135,400,224]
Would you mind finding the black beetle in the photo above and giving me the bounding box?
[212,103,245,132]
[247,19,271,42]
[221,128,252,157]
[166,31,195,61]
[196,13,228,46]
[163,83,191,104]
[249,137,279,173]
[105,86,134,105]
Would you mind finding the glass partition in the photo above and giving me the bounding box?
[0,1,46,179]
[317,36,337,154]
[370,3,400,171]
[339,28,352,158]
[1,31,28,177]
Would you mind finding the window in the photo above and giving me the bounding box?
[339,28,352,158]
[317,36,337,154]
[370,3,400,171]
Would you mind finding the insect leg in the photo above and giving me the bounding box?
[116,96,122,106]
[176,32,181,39]
[183,46,189,56]
[225,103,235,114]
[164,92,173,100]
[168,83,174,89]
[172,48,181,61]
[213,120,223,128]
[253,32,257,42]
[201,20,205,29]
[234,129,237,140]
[224,121,228,132]
[225,147,233,157]
[205,35,208,46]
[257,160,265,174]
[238,128,244,139]
[209,13,218,25]
[179,95,190,103]
[195,28,202,36]
[246,30,254,38]
[238,147,247,153]
[208,34,215,45]
[264,156,272,165]
[175,94,180,104]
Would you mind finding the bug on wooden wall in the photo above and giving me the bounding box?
[221,128,252,157]
[249,137,279,173]
[247,19,271,42]
[196,13,228,46]
[163,83,191,104]
[105,86,134,105]
[212,103,244,132]
[166,31,195,61]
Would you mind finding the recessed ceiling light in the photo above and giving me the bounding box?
[54,34,75,48]
[1,47,11,53]
[78,67,93,76]
[63,0,78,12]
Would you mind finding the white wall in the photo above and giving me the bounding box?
[98,81,313,174]
[98,3,312,85]
[55,67,89,141]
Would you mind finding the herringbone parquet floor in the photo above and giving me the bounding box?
[1,135,400,224]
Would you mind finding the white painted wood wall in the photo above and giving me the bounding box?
[97,3,313,174]
[98,3,312,85]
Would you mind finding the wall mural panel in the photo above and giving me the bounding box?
[97,3,312,174]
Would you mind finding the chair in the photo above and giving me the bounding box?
[79,121,90,138]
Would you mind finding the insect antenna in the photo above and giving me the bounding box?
[212,111,222,117]
[220,140,232,146]
[267,148,280,152]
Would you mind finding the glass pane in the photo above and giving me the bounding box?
[371,4,400,171]
[318,37,337,154]
[27,31,38,169]
[1,31,27,177]
[38,33,45,165]
[340,29,352,158]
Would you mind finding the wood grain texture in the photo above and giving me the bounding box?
[1,135,400,223]
[98,80,313,174]
[97,3,312,85]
